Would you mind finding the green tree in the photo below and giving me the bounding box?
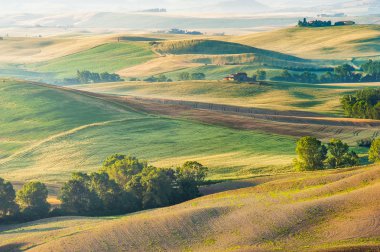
[16,181,50,219]
[157,74,168,82]
[89,172,137,215]
[101,154,147,187]
[294,136,327,171]
[140,166,176,209]
[334,64,355,82]
[326,139,359,168]
[191,72,206,80]
[256,70,267,81]
[59,173,101,215]
[176,161,208,201]
[0,178,18,218]
[178,72,190,81]
[369,138,380,163]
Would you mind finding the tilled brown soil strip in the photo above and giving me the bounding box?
[31,82,380,140]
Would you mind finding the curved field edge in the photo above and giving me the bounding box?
[231,25,380,60]
[0,79,297,184]
[1,164,380,251]
[30,42,156,78]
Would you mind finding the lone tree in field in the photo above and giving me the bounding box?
[369,138,380,163]
[0,178,18,218]
[326,139,359,168]
[294,136,327,171]
[16,181,50,219]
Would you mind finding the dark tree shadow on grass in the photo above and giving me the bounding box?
[0,243,27,252]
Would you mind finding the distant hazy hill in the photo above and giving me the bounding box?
[197,0,270,13]
[279,0,380,15]
[0,12,299,30]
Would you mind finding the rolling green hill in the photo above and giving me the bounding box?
[73,80,380,115]
[155,39,302,60]
[30,42,156,78]
[0,79,296,184]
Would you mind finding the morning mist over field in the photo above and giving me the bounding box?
[1,0,380,251]
[0,0,378,14]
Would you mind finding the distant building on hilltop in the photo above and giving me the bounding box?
[224,73,249,82]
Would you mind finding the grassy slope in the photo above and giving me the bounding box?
[0,35,114,64]
[231,25,380,59]
[1,164,380,251]
[0,80,296,184]
[73,80,380,115]
[31,42,156,78]
[146,39,329,81]
[155,39,303,60]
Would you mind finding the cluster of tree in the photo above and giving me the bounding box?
[271,70,319,83]
[167,29,203,35]
[298,18,332,27]
[252,70,267,81]
[361,60,380,81]
[178,72,206,81]
[357,138,374,148]
[0,155,208,223]
[341,88,380,119]
[294,137,360,171]
[144,74,173,82]
[272,61,380,84]
[298,18,355,28]
[65,70,124,84]
[0,180,50,223]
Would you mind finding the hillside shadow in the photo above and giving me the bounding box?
[0,243,27,252]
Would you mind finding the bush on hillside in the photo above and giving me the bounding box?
[272,61,380,84]
[294,136,327,171]
[64,70,124,84]
[59,154,208,215]
[294,137,359,171]
[0,178,18,219]
[144,74,172,82]
[341,88,380,119]
[357,138,373,148]
[326,139,359,168]
[16,182,50,220]
[191,72,206,80]
[369,139,380,163]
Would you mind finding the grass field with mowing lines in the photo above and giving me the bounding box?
[31,42,156,78]
[0,79,297,184]
[0,80,140,159]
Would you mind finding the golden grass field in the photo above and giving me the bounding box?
[230,25,380,59]
[1,164,380,251]
[72,80,380,115]
[0,35,117,64]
